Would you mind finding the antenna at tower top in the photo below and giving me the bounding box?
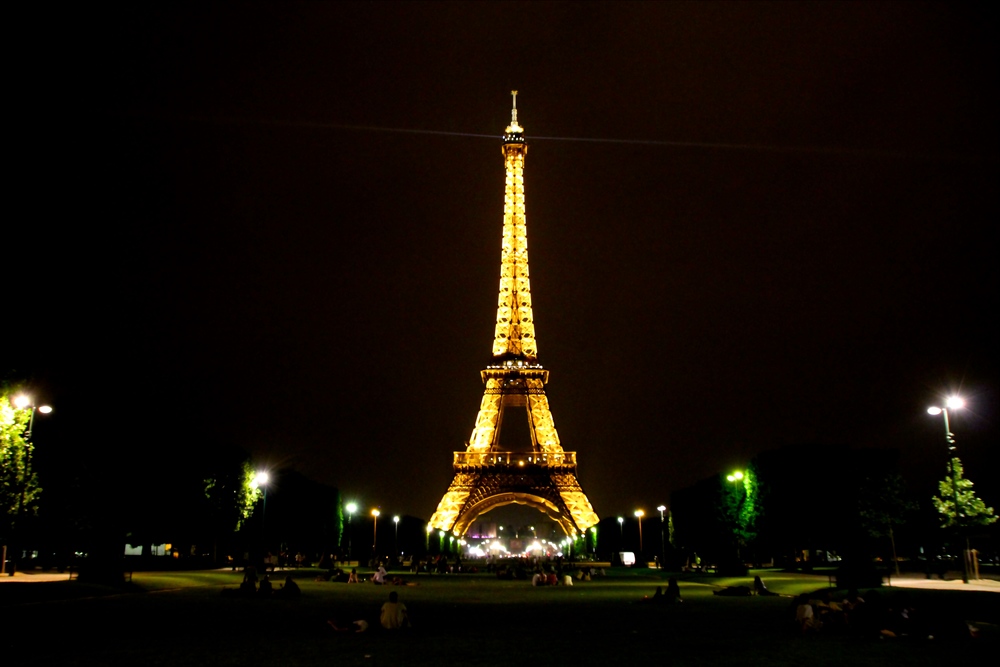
[505,90,523,136]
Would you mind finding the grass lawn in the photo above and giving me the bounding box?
[3,567,996,666]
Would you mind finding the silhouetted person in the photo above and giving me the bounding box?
[753,576,778,596]
[380,591,410,629]
[276,575,300,598]
[666,576,682,602]
[259,574,273,596]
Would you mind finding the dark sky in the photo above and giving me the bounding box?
[9,2,998,523]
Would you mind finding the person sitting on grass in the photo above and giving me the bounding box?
[795,594,820,634]
[327,618,369,633]
[640,586,664,603]
[380,591,411,629]
[259,574,273,597]
[347,568,360,584]
[275,575,300,598]
[753,576,778,596]
[665,576,682,602]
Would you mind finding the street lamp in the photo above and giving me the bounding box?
[634,510,645,557]
[371,509,380,562]
[345,502,357,562]
[252,471,270,560]
[393,515,400,556]
[928,396,968,584]
[13,395,53,440]
[726,471,744,561]
[656,505,667,568]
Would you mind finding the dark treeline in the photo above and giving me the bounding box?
[668,443,997,573]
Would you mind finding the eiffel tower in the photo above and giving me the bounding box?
[428,92,600,538]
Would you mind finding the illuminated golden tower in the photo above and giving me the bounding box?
[429,92,600,537]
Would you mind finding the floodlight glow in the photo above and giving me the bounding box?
[346,502,357,514]
[371,509,380,517]
[254,471,269,486]
[634,510,644,518]
[656,505,666,512]
[617,517,624,524]
[393,515,399,524]
[13,395,30,409]
[426,524,434,533]
[946,396,965,410]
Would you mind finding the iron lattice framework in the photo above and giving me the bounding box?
[429,93,600,537]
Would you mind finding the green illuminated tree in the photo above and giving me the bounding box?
[204,459,263,533]
[932,457,997,530]
[0,391,43,540]
[724,467,760,548]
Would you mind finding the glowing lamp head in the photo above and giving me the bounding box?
[656,505,666,512]
[371,509,380,517]
[634,510,644,518]
[346,502,358,514]
[38,405,53,414]
[946,396,965,410]
[927,407,942,415]
[617,517,624,525]
[254,471,269,486]
[393,515,399,524]
[426,524,433,533]
[13,395,30,409]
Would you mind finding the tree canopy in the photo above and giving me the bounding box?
[932,457,998,530]
[0,391,43,539]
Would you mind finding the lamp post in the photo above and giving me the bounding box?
[5,395,52,577]
[617,517,624,565]
[13,395,52,440]
[345,502,357,563]
[393,515,400,557]
[634,510,645,558]
[928,396,968,584]
[254,471,270,532]
[726,471,744,561]
[656,505,667,568]
[371,509,380,563]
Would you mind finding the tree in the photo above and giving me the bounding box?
[858,472,915,575]
[1,391,43,571]
[933,457,997,582]
[932,457,997,530]
[205,459,263,533]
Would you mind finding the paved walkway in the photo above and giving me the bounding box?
[3,569,998,593]
[0,571,74,583]
[886,574,1000,593]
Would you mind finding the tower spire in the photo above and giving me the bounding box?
[495,92,533,359]
[505,90,523,135]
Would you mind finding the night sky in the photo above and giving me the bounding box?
[9,2,997,524]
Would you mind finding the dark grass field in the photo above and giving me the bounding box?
[3,568,996,666]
